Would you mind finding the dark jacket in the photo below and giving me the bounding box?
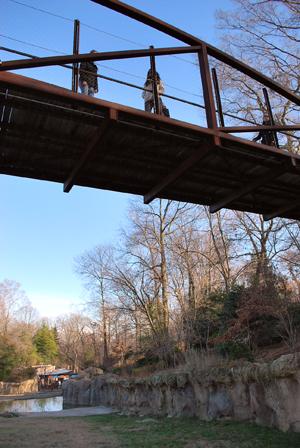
[79,61,98,90]
[253,119,276,146]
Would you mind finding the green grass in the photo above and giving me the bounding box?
[87,414,300,448]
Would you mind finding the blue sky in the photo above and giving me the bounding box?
[0,0,233,318]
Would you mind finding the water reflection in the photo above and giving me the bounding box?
[0,396,63,413]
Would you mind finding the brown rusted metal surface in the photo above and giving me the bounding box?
[0,46,202,72]
[149,46,160,115]
[72,19,80,93]
[197,46,218,137]
[212,68,225,128]
[220,125,300,133]
[263,87,279,148]
[0,71,300,221]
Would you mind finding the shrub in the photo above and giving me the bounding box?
[0,340,17,381]
[216,341,254,361]
[9,366,36,382]
[183,348,223,372]
[189,286,245,349]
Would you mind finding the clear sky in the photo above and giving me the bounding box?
[0,0,233,318]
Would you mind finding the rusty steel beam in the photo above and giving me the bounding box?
[149,45,160,114]
[209,165,286,213]
[212,68,225,127]
[263,87,279,148]
[64,108,118,192]
[91,0,300,107]
[91,0,209,45]
[222,130,300,162]
[143,145,213,204]
[263,200,300,221]
[72,19,80,93]
[0,46,201,72]
[220,124,300,133]
[197,46,219,144]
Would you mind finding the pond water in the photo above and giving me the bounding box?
[0,396,63,413]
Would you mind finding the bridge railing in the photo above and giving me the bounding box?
[1,44,299,140]
[0,0,300,148]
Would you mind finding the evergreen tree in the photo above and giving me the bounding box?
[0,337,17,381]
[33,323,58,363]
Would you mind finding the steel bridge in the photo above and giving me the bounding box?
[0,0,299,221]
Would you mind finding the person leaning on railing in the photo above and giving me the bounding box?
[252,112,276,146]
[142,69,170,117]
[79,50,98,97]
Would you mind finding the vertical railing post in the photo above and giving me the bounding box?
[211,67,225,127]
[149,45,160,114]
[197,45,220,145]
[72,19,80,93]
[263,87,279,148]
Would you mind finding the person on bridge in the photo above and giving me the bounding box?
[79,50,98,97]
[252,112,276,146]
[142,69,170,117]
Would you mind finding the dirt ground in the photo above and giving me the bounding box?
[0,416,119,448]
[0,416,225,448]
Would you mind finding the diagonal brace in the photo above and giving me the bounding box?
[64,108,117,192]
[144,144,213,204]
[209,165,286,213]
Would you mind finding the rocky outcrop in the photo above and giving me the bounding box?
[78,367,104,379]
[63,353,300,432]
[0,378,38,395]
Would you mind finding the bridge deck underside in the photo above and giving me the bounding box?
[0,73,299,220]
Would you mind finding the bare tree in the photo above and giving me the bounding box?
[75,245,115,365]
[232,212,293,283]
[56,313,94,371]
[216,0,300,152]
[0,279,34,338]
[120,199,192,335]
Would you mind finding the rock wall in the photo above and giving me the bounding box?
[0,378,38,395]
[63,353,300,432]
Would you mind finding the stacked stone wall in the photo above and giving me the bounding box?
[0,378,38,395]
[63,353,300,432]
